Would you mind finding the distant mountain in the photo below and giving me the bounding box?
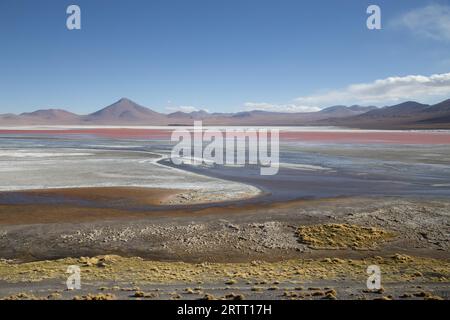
[417,99,450,125]
[324,100,450,129]
[21,109,80,120]
[1,97,450,129]
[354,101,430,119]
[201,106,378,125]
[83,98,166,124]
[424,99,450,113]
[231,110,281,118]
[319,105,377,117]
[167,110,212,120]
[0,109,80,125]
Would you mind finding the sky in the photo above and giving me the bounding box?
[1,0,450,114]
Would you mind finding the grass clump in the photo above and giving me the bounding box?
[296,224,395,249]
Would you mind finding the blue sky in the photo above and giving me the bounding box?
[1,0,450,114]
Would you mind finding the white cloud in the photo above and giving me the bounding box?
[294,72,450,106]
[166,105,209,113]
[243,72,450,112]
[392,4,450,41]
[243,102,321,113]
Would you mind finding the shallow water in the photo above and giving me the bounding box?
[1,132,450,205]
[175,142,450,202]
[0,134,259,204]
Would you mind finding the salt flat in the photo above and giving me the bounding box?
[0,137,260,204]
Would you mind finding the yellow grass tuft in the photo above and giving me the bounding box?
[296,224,395,249]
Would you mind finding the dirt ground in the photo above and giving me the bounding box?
[0,189,448,300]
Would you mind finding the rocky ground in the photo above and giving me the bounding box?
[0,195,448,300]
[0,196,448,262]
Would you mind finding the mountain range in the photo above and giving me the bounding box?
[1,97,450,129]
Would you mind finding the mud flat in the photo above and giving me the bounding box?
[0,145,261,206]
[0,193,448,300]
[0,194,448,262]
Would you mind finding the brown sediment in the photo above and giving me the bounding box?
[0,186,263,225]
[22,187,184,206]
[0,200,286,226]
[0,187,338,226]
[0,187,184,225]
[0,204,143,225]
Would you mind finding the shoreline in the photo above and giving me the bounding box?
[0,186,315,226]
[1,127,450,144]
[0,147,264,207]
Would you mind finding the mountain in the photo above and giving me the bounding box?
[167,110,212,120]
[319,105,377,117]
[0,109,81,125]
[354,101,430,118]
[324,100,450,129]
[417,99,450,125]
[0,98,169,125]
[1,97,450,129]
[21,109,80,120]
[83,98,167,124]
[195,106,376,126]
[424,99,450,113]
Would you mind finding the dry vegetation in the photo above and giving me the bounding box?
[0,254,447,286]
[296,224,396,249]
